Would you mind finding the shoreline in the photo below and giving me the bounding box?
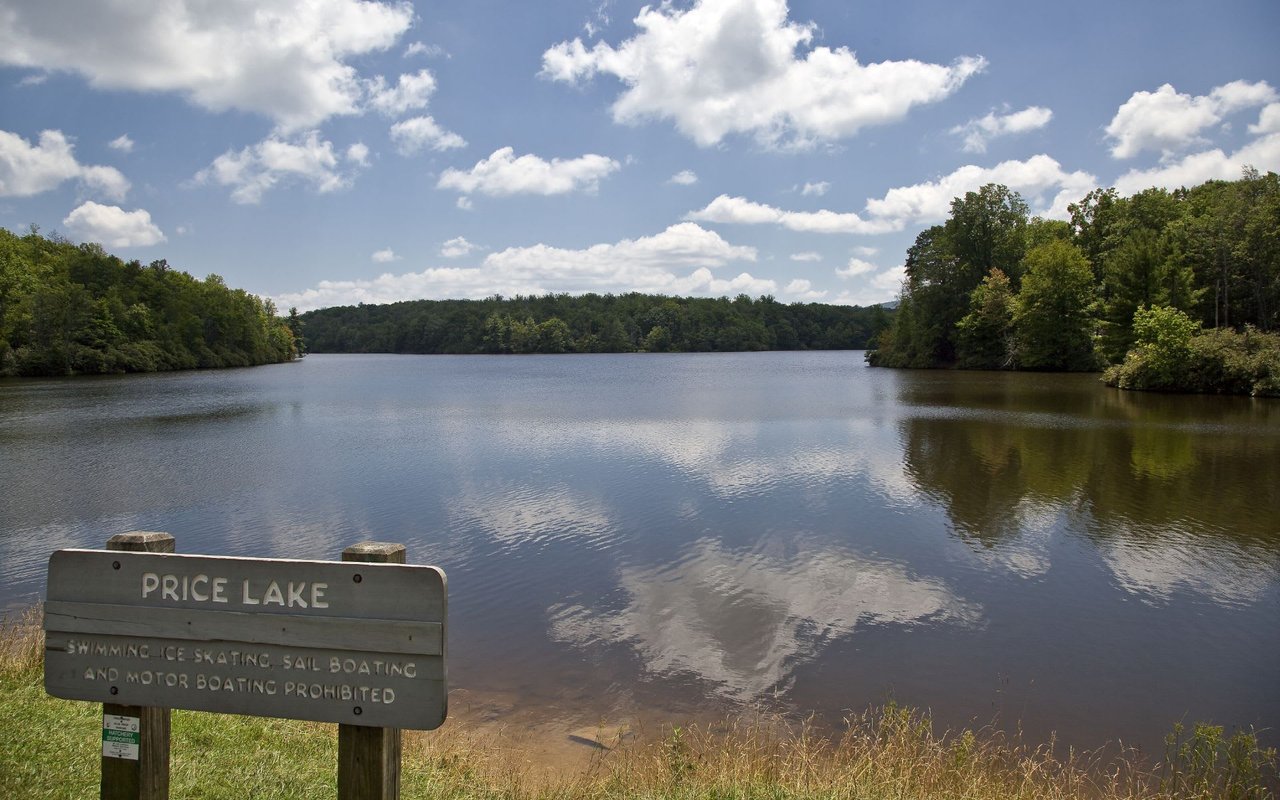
[5,610,1276,796]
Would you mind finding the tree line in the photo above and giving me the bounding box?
[300,293,891,354]
[868,170,1280,395]
[0,227,300,377]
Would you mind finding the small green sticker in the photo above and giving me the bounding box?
[102,714,140,760]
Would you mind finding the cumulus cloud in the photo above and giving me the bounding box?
[274,223,765,310]
[0,0,414,131]
[687,194,899,234]
[440,236,477,258]
[108,134,134,153]
[863,153,1097,225]
[366,69,437,117]
[690,155,1095,235]
[832,264,906,306]
[371,248,399,263]
[1105,80,1277,159]
[389,116,467,155]
[541,0,985,148]
[346,142,370,166]
[1250,103,1280,136]
[784,278,826,300]
[437,147,620,197]
[836,258,876,278]
[801,181,829,196]
[0,128,129,199]
[790,252,821,262]
[62,201,165,247]
[668,170,698,185]
[193,131,360,204]
[1113,132,1280,195]
[951,105,1052,153]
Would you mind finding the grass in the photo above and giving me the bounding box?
[3,608,1275,799]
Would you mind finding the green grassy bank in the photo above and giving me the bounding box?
[3,610,1274,799]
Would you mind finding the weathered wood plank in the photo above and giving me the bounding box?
[101,531,173,800]
[44,601,443,656]
[47,550,446,621]
[339,542,408,800]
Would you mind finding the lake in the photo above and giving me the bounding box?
[1,352,1277,754]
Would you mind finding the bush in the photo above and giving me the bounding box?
[1105,307,1280,396]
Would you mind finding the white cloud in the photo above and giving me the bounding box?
[784,278,826,300]
[687,194,899,234]
[17,73,47,87]
[790,251,821,262]
[274,222,764,310]
[437,147,621,197]
[440,236,477,258]
[836,258,876,278]
[403,42,447,59]
[852,245,878,257]
[456,196,473,211]
[366,69,437,117]
[864,153,1097,224]
[193,131,359,204]
[1250,103,1280,136]
[668,169,698,185]
[832,264,906,306]
[0,128,129,200]
[388,116,467,155]
[371,248,399,263]
[690,155,1095,236]
[0,0,414,131]
[346,142,370,166]
[801,181,829,196]
[62,201,165,247]
[541,0,985,148]
[1105,80,1277,159]
[951,105,1052,153]
[108,134,134,153]
[1113,132,1280,195]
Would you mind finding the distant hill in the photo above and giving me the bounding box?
[299,293,893,354]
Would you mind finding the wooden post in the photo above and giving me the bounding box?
[102,532,174,800]
[338,542,405,800]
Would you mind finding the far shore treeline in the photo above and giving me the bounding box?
[869,170,1280,396]
[0,227,300,377]
[299,294,892,354]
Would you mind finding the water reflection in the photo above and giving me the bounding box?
[894,370,1280,606]
[1098,529,1272,607]
[549,536,980,701]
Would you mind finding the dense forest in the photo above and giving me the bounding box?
[300,293,891,354]
[869,170,1280,396]
[0,227,300,377]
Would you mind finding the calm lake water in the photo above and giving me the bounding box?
[2,352,1277,753]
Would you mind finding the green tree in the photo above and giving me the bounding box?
[1014,240,1097,370]
[1098,229,1199,362]
[945,183,1029,286]
[956,268,1016,369]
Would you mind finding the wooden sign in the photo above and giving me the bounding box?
[45,549,447,730]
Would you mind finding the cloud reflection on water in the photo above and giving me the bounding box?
[548,537,981,701]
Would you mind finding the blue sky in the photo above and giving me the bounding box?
[1,0,1277,311]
